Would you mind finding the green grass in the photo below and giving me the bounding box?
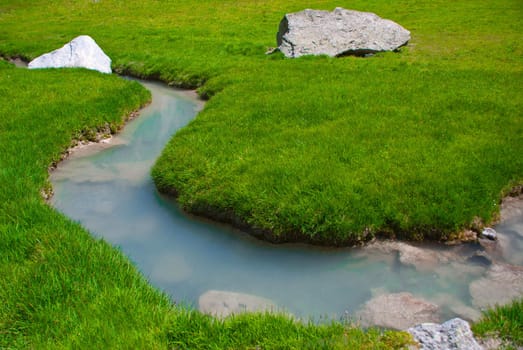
[0,61,167,347]
[165,310,414,349]
[473,298,523,349]
[1,0,522,243]
[0,59,413,348]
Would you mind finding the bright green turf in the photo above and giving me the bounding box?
[154,61,522,244]
[0,61,171,347]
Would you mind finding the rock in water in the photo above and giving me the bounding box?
[466,251,492,267]
[481,227,497,241]
[470,263,523,309]
[198,290,276,318]
[277,7,410,58]
[28,35,112,74]
[356,292,440,329]
[408,318,483,350]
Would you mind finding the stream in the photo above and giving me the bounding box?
[50,80,523,325]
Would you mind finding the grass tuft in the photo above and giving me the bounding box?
[473,298,523,347]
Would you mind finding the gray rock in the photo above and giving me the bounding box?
[28,35,111,74]
[481,227,497,241]
[198,290,276,319]
[277,7,410,58]
[408,318,483,350]
[470,263,523,309]
[356,292,440,329]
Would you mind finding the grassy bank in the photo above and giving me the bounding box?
[1,1,522,243]
[0,60,166,347]
[0,60,414,348]
[473,298,523,349]
[154,62,522,244]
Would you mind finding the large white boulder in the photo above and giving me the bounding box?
[277,7,410,58]
[28,35,112,74]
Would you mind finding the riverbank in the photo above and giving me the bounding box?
[151,60,522,246]
[153,182,523,247]
[47,75,523,325]
[0,60,171,348]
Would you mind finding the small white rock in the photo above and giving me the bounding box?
[481,227,497,241]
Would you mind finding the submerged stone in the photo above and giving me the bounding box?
[469,263,523,309]
[198,290,276,318]
[431,293,482,322]
[362,240,460,272]
[467,251,492,267]
[500,194,523,223]
[277,7,410,58]
[28,35,112,74]
[356,292,440,329]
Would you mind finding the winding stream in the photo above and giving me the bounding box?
[50,80,523,324]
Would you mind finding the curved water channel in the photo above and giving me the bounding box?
[50,80,523,324]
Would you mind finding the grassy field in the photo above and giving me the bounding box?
[1,0,522,244]
[1,0,522,347]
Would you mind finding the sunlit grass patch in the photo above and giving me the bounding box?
[153,60,523,243]
[473,298,523,348]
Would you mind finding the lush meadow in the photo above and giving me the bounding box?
[1,0,522,347]
[1,0,522,243]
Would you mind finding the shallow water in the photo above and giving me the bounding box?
[50,80,523,323]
